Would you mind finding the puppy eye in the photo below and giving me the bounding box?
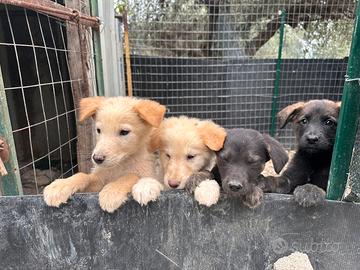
[166,153,171,159]
[187,154,195,160]
[300,118,308,125]
[96,128,101,134]
[119,129,130,136]
[325,119,334,126]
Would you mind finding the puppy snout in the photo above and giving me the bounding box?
[228,181,243,192]
[306,134,319,144]
[92,154,106,164]
[168,180,180,189]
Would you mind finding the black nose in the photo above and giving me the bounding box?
[92,154,105,164]
[228,182,243,192]
[306,134,319,144]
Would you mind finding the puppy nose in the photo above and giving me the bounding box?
[306,134,319,144]
[92,154,105,164]
[228,182,243,192]
[168,180,179,189]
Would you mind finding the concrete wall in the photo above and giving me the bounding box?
[0,192,359,269]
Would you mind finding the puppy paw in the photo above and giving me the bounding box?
[132,177,164,206]
[43,179,76,207]
[243,186,263,209]
[99,185,128,213]
[293,184,326,207]
[185,171,212,194]
[258,175,291,194]
[194,180,220,207]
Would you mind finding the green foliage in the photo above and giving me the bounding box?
[115,3,126,15]
[115,0,355,59]
[256,19,353,59]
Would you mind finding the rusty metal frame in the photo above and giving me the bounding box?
[0,0,100,28]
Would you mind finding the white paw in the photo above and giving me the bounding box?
[98,185,128,213]
[194,180,220,207]
[132,177,164,206]
[43,179,75,207]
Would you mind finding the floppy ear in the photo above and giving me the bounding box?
[262,134,289,174]
[198,121,227,151]
[336,101,341,112]
[148,127,162,152]
[277,102,305,129]
[134,100,166,128]
[79,96,105,122]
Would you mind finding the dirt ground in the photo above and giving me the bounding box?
[262,150,295,177]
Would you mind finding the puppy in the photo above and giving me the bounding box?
[202,128,288,208]
[132,116,227,207]
[43,96,166,213]
[263,99,341,207]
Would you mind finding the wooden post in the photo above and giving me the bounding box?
[66,0,95,173]
[123,10,133,96]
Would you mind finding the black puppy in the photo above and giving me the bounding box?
[263,99,341,207]
[186,128,288,208]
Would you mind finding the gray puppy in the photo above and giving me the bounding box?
[186,128,288,208]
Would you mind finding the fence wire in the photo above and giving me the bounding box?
[0,1,94,194]
[121,0,356,148]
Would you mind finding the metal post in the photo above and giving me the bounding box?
[0,66,23,195]
[270,10,286,136]
[90,0,104,96]
[327,2,360,200]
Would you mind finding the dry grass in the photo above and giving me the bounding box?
[262,150,296,177]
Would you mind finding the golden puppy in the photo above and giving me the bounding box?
[132,116,226,207]
[43,96,166,213]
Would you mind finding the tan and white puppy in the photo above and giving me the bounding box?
[43,96,166,213]
[132,116,226,207]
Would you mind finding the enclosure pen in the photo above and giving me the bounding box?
[0,0,99,27]
[0,1,360,269]
[0,0,99,195]
[123,0,354,149]
[327,1,360,200]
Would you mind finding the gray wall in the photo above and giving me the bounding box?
[1,192,360,269]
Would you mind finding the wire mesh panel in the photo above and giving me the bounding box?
[0,1,95,194]
[120,0,356,148]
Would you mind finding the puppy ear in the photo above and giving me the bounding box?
[79,96,105,122]
[134,100,166,128]
[149,127,162,152]
[277,102,305,129]
[336,101,341,111]
[263,134,289,174]
[198,121,227,151]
